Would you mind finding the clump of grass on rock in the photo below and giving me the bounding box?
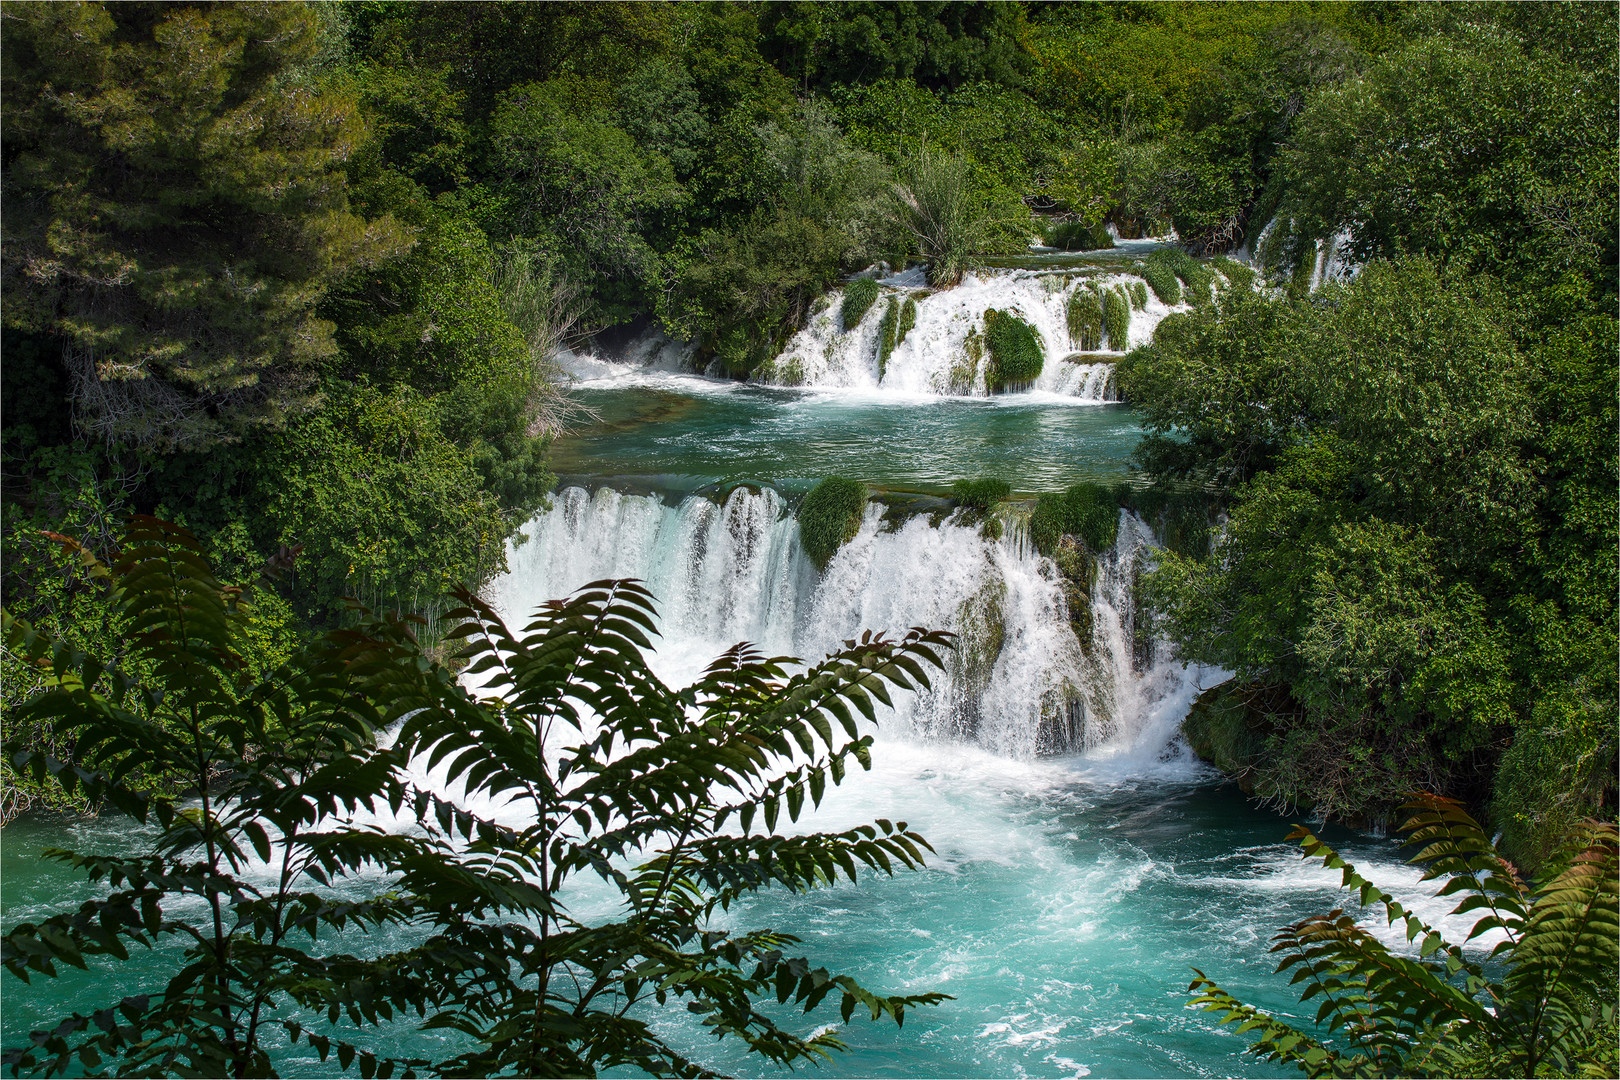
[841,277,880,330]
[1030,482,1119,556]
[1103,288,1130,350]
[983,309,1044,393]
[1067,288,1103,351]
[800,477,868,571]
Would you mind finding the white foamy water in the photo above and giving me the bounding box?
[490,485,1220,767]
[755,267,1192,399]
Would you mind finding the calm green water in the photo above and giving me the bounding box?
[551,381,1145,495]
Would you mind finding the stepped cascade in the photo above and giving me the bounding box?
[492,485,1216,763]
[755,259,1187,397]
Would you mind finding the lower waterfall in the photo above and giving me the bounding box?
[491,485,1219,764]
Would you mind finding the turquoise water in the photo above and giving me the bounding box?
[2,371,1471,1078]
[551,381,1145,495]
[1,749,1468,1079]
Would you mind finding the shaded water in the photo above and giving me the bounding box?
[551,383,1146,495]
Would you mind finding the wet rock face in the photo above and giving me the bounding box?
[1052,535,1096,648]
[946,571,1008,741]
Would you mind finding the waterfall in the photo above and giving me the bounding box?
[755,267,1190,398]
[491,485,1216,763]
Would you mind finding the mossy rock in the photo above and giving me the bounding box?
[798,476,868,571]
[1103,287,1130,350]
[841,277,880,330]
[877,296,900,375]
[951,572,1008,713]
[1181,680,1278,792]
[1066,289,1103,351]
[982,308,1044,393]
[1051,535,1096,646]
[896,297,918,346]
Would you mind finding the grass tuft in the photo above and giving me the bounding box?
[1030,483,1119,556]
[799,477,868,571]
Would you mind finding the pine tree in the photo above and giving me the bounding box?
[1,2,410,448]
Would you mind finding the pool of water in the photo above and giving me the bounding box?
[551,378,1146,495]
[1,745,1475,1079]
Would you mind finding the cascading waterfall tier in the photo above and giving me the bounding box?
[492,485,1214,762]
[753,265,1190,398]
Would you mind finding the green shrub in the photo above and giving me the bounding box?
[800,476,869,570]
[897,296,918,345]
[841,277,880,330]
[1211,255,1255,290]
[1129,281,1149,310]
[877,296,900,375]
[983,309,1044,392]
[1103,288,1131,350]
[1141,261,1182,305]
[1045,219,1114,251]
[1288,240,1317,298]
[1066,288,1104,351]
[952,477,1012,511]
[1030,482,1119,556]
[1150,248,1213,305]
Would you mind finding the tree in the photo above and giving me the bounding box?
[1,2,410,448]
[2,518,950,1077]
[1190,795,1618,1078]
[1278,16,1618,289]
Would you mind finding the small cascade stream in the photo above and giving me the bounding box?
[492,485,1217,764]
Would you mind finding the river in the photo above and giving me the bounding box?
[1,268,1473,1078]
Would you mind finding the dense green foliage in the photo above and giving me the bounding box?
[951,478,1011,513]
[1116,6,1616,861]
[1122,255,1617,853]
[1191,796,1618,1078]
[1,520,951,1076]
[799,478,869,572]
[841,277,882,331]
[1030,483,1118,557]
[982,309,1043,393]
[0,3,411,450]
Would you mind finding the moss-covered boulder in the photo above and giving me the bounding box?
[1181,680,1285,797]
[798,476,867,571]
[841,277,880,330]
[1051,534,1096,647]
[983,308,1044,393]
[948,572,1008,740]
